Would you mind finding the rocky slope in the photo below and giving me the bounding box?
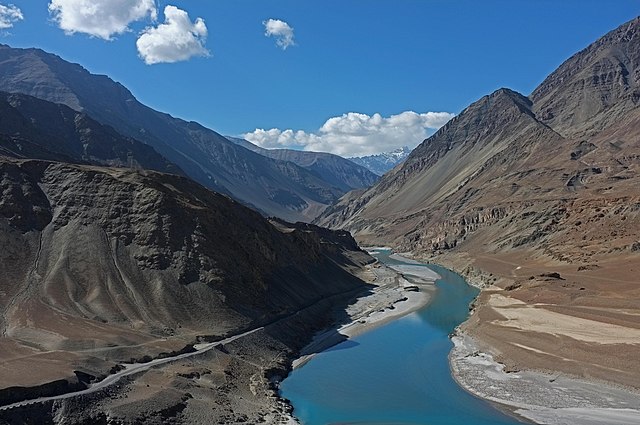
[0,156,371,423]
[0,91,181,174]
[0,45,347,222]
[348,146,411,175]
[227,137,379,191]
[317,17,640,388]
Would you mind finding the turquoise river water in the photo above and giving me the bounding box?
[280,249,526,425]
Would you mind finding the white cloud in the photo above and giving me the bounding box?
[244,111,455,157]
[136,5,209,65]
[48,0,156,40]
[263,18,295,50]
[0,3,23,29]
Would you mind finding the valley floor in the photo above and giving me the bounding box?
[427,249,640,425]
[451,334,640,425]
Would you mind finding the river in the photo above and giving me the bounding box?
[279,249,526,425]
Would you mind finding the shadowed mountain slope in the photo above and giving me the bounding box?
[0,156,370,392]
[0,45,346,222]
[227,137,379,192]
[0,91,181,174]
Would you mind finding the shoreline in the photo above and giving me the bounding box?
[291,251,439,369]
[360,249,640,425]
[281,250,640,425]
[449,332,640,425]
[281,250,440,424]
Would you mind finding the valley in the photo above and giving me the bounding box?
[0,4,639,425]
[317,16,640,410]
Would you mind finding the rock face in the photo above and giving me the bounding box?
[0,91,181,175]
[0,156,370,392]
[531,17,640,138]
[317,87,568,250]
[316,17,640,388]
[348,146,411,176]
[0,45,347,222]
[316,17,640,260]
[227,137,379,192]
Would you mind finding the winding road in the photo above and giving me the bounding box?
[0,327,264,412]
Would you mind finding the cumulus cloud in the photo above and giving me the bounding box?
[136,5,209,65]
[48,0,156,40]
[0,3,22,30]
[263,18,295,50]
[244,111,455,157]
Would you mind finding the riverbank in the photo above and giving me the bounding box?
[280,249,529,425]
[450,333,640,425]
[381,250,640,424]
[292,249,438,369]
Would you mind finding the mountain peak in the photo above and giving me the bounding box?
[492,87,532,104]
[348,146,411,176]
[531,15,640,137]
[404,86,535,169]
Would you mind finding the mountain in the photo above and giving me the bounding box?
[0,155,371,422]
[317,17,640,388]
[531,16,640,138]
[0,91,181,174]
[348,146,411,175]
[0,44,348,222]
[227,137,379,191]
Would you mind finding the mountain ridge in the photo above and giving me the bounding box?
[348,146,411,176]
[226,137,379,192]
[316,16,640,389]
[0,91,182,175]
[0,44,352,222]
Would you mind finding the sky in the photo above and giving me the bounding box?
[1,1,639,156]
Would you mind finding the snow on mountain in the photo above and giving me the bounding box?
[348,146,411,176]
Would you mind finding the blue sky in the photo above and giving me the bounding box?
[2,1,639,156]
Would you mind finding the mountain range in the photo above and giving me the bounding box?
[1,12,640,425]
[0,44,376,423]
[0,45,374,222]
[227,137,379,191]
[348,146,411,175]
[317,16,640,388]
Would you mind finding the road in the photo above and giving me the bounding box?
[0,327,264,411]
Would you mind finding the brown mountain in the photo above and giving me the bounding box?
[0,155,371,420]
[0,45,349,222]
[317,17,640,387]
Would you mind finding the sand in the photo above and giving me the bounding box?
[292,253,438,369]
[487,294,640,344]
[451,333,640,425]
